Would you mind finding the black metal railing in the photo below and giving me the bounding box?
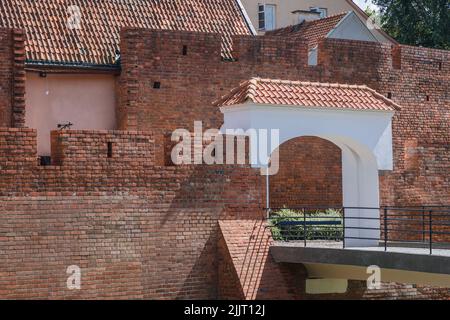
[266,206,450,254]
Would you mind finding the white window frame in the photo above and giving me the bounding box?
[258,4,276,31]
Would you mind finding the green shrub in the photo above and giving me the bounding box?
[269,208,343,241]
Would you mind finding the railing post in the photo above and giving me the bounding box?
[422,206,426,243]
[303,208,307,248]
[384,207,388,252]
[429,210,433,255]
[342,207,346,249]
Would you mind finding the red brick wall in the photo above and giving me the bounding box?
[218,220,302,300]
[0,29,12,127]
[377,45,450,208]
[269,137,342,208]
[0,28,449,300]
[118,30,310,133]
[0,28,25,128]
[0,128,37,193]
[118,31,449,209]
[50,130,156,166]
[303,281,450,300]
[118,30,449,217]
[0,128,266,299]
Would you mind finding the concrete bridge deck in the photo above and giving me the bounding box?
[271,241,450,287]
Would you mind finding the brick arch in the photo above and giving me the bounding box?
[269,136,343,209]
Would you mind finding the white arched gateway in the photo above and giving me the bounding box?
[216,78,400,247]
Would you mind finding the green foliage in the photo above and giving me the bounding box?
[269,208,343,242]
[365,6,378,18]
[373,0,450,49]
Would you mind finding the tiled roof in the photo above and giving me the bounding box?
[0,0,253,66]
[215,78,401,112]
[266,13,348,48]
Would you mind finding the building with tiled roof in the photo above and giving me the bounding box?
[0,0,254,66]
[241,0,397,44]
[266,11,396,65]
[215,78,400,112]
[241,0,355,33]
[0,0,256,156]
[266,12,348,48]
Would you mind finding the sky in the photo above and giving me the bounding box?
[354,0,379,11]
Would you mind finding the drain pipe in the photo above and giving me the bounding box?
[266,166,270,219]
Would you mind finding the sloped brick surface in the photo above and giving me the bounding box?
[218,220,300,300]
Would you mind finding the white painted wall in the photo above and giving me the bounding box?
[328,12,377,42]
[240,0,355,32]
[25,72,117,156]
[221,104,395,247]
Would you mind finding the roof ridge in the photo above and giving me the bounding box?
[216,77,401,112]
[364,86,402,111]
[252,78,375,90]
[266,11,348,36]
[304,11,349,26]
[266,12,350,47]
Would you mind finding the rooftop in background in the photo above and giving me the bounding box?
[266,12,348,48]
[0,0,254,66]
[266,9,397,48]
[215,78,401,112]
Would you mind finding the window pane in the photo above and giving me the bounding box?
[265,5,275,30]
[259,20,265,30]
[258,10,265,30]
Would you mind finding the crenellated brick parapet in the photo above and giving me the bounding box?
[50,130,156,167]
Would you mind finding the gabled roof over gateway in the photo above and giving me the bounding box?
[0,0,254,66]
[215,78,401,112]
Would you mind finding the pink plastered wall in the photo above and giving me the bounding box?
[25,72,117,155]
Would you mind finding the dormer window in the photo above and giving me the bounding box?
[258,4,276,31]
[310,7,328,18]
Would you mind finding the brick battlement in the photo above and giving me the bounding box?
[121,28,450,72]
[50,130,156,167]
[118,29,449,133]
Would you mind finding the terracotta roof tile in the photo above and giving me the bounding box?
[266,12,348,48]
[215,78,401,112]
[0,0,253,65]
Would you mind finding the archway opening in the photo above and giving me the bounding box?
[265,134,381,247]
[269,136,343,209]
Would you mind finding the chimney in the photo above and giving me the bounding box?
[292,9,321,24]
